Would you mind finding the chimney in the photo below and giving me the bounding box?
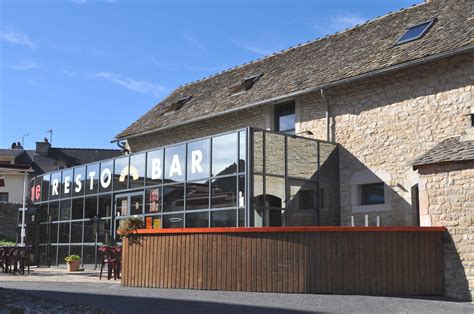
[36,139,51,155]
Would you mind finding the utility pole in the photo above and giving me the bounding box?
[46,129,53,144]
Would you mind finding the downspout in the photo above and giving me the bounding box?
[117,141,130,154]
[320,88,331,142]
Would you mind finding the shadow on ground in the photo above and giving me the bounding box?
[0,287,315,314]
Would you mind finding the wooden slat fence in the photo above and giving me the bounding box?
[121,227,445,295]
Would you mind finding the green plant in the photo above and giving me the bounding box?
[64,255,81,263]
[117,217,145,238]
[117,217,145,245]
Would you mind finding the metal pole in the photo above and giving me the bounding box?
[20,172,27,246]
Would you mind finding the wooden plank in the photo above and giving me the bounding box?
[121,229,444,296]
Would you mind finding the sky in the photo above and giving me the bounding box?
[0,0,421,150]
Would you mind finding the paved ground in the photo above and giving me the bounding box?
[0,267,472,313]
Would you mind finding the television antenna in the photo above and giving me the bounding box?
[19,133,29,147]
[46,129,53,144]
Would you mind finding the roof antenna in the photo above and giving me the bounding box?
[46,129,53,145]
[19,133,29,148]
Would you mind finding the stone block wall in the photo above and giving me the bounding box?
[127,106,268,152]
[298,53,473,227]
[418,161,474,301]
[0,203,19,241]
[128,53,472,229]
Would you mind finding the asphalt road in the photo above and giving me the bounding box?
[0,280,472,313]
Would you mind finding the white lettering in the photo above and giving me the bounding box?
[52,179,59,196]
[151,158,162,180]
[169,154,182,177]
[191,150,203,174]
[88,171,96,190]
[75,174,82,193]
[64,176,71,194]
[100,168,112,188]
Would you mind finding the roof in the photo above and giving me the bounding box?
[116,0,474,140]
[413,137,474,169]
[0,149,25,158]
[0,147,121,175]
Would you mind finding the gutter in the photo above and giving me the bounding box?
[112,45,474,143]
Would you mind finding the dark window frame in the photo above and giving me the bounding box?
[274,101,296,134]
[360,182,385,205]
[0,192,8,203]
[394,18,436,46]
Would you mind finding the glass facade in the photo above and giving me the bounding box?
[252,129,340,227]
[29,128,339,266]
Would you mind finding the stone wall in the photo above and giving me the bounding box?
[0,203,19,242]
[298,53,472,227]
[127,106,268,152]
[418,161,474,301]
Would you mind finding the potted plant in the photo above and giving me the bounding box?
[117,217,145,244]
[65,255,81,272]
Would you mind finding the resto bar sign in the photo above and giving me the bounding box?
[41,145,208,198]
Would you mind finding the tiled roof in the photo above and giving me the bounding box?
[413,137,474,169]
[116,0,473,140]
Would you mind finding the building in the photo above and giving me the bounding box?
[0,140,121,242]
[0,139,121,204]
[30,0,472,300]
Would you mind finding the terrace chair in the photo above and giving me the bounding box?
[2,247,15,273]
[98,246,120,280]
[0,247,5,271]
[111,246,122,279]
[15,247,31,274]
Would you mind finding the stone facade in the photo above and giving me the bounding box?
[298,53,472,227]
[127,107,269,152]
[0,203,19,241]
[126,52,473,300]
[418,161,474,301]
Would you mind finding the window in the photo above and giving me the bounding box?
[360,183,385,205]
[395,19,436,46]
[0,192,8,203]
[274,102,295,134]
[162,96,192,115]
[229,74,262,95]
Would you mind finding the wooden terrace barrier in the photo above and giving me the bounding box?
[121,227,445,296]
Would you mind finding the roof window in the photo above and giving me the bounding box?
[229,73,263,95]
[162,96,192,115]
[394,18,436,46]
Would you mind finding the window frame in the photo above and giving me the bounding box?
[0,192,8,203]
[274,101,296,135]
[394,18,436,46]
[359,182,385,206]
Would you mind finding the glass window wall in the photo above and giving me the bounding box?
[30,128,339,267]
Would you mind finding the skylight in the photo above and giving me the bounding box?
[395,18,436,46]
[162,96,192,115]
[229,73,263,95]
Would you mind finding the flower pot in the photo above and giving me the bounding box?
[67,260,81,272]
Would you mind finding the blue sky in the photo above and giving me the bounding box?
[0,0,421,150]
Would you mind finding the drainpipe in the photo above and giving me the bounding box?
[320,88,331,142]
[117,141,130,154]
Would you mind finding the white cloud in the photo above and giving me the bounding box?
[151,59,226,73]
[0,30,36,49]
[93,72,166,97]
[234,41,282,56]
[314,13,366,36]
[183,34,205,50]
[9,61,40,71]
[70,0,117,4]
[62,70,78,77]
